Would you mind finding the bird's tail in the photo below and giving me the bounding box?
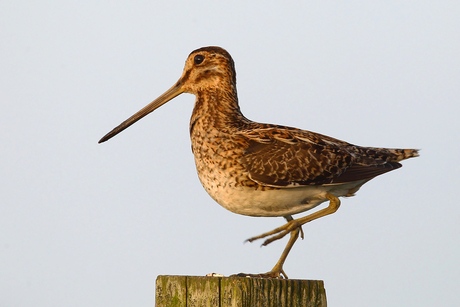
[365,147,420,163]
[395,148,420,161]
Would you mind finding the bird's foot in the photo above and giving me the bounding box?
[246,219,303,247]
[231,267,288,279]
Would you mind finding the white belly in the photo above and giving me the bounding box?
[198,173,367,217]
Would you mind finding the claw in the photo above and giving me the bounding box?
[231,268,287,279]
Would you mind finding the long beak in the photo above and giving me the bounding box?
[98,80,184,143]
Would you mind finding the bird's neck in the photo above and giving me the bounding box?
[190,86,248,134]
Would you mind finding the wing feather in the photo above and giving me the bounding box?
[238,127,400,188]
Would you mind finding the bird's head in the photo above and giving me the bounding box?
[98,46,235,143]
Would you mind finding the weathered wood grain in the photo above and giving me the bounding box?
[155,275,326,307]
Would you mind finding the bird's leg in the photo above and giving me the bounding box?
[233,194,340,279]
[247,193,341,247]
[234,222,300,279]
[285,214,304,239]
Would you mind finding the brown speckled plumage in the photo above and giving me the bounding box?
[99,46,419,278]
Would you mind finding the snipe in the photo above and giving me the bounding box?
[99,46,418,278]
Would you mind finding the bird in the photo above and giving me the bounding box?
[99,46,419,279]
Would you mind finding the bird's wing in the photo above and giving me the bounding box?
[238,127,400,188]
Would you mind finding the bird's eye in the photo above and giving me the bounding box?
[194,54,205,65]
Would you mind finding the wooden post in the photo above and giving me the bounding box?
[155,275,327,307]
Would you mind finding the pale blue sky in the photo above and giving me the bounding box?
[1,1,459,306]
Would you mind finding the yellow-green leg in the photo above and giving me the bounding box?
[235,193,341,278]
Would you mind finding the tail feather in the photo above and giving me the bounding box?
[397,149,420,161]
[365,147,419,163]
